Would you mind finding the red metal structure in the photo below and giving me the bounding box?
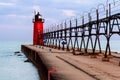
[33,12,44,45]
[48,68,57,80]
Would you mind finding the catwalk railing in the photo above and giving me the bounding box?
[40,0,120,58]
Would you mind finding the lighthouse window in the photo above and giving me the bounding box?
[38,16,42,19]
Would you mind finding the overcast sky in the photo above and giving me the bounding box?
[0,0,115,41]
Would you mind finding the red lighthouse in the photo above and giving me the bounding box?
[33,12,44,45]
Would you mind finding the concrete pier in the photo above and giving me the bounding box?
[21,45,120,80]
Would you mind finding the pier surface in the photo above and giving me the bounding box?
[21,45,120,80]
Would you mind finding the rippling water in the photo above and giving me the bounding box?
[0,41,40,80]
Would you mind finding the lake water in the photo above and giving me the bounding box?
[0,41,40,80]
[0,40,120,80]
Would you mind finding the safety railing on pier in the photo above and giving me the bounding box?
[41,0,120,58]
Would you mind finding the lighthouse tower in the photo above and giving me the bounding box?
[33,12,44,45]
